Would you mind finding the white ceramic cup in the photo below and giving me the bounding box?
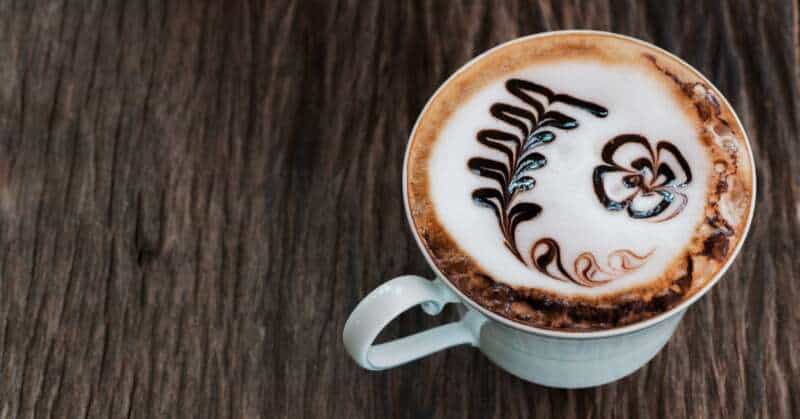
[342,31,755,389]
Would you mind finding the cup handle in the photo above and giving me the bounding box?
[343,275,485,370]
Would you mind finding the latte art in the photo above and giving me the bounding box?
[465,78,703,288]
[593,134,692,222]
[404,33,755,330]
[530,238,653,287]
[468,79,608,263]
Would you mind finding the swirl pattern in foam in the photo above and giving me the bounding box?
[405,32,754,331]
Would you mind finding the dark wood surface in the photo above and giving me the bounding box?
[0,1,797,418]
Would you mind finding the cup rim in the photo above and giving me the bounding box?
[401,29,757,339]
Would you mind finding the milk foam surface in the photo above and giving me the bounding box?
[405,32,754,330]
[427,61,711,296]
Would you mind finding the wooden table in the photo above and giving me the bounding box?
[0,1,797,418]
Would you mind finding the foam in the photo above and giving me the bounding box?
[428,61,710,296]
[404,32,754,330]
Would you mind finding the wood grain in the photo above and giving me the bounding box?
[0,0,797,418]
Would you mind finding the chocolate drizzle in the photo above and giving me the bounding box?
[468,79,608,262]
[593,134,692,222]
[531,238,654,287]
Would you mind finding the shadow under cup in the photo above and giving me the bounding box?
[343,30,756,388]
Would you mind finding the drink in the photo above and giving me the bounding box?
[404,32,754,331]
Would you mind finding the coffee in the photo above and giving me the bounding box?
[405,32,754,331]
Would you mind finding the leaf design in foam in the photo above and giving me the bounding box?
[467,78,608,266]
